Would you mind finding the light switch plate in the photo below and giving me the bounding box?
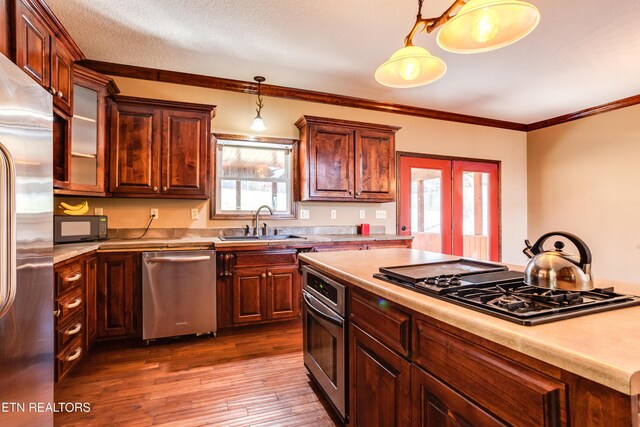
[300,209,310,219]
[375,210,386,219]
[330,209,336,220]
[359,210,365,219]
[191,208,199,220]
[94,207,103,215]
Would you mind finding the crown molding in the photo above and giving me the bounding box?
[527,94,640,131]
[76,60,527,131]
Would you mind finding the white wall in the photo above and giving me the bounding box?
[527,104,640,282]
[58,76,528,263]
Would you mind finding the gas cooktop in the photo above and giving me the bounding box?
[374,259,640,325]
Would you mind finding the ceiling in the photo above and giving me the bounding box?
[47,0,640,124]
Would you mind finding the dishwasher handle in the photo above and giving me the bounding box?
[145,255,212,263]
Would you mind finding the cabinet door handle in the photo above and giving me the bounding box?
[57,91,63,97]
[267,272,272,277]
[348,190,352,195]
[66,298,82,309]
[261,273,266,278]
[64,347,82,362]
[49,87,56,95]
[64,323,82,336]
[53,309,61,318]
[66,273,81,282]
[356,191,361,196]
[152,186,158,192]
[162,186,167,192]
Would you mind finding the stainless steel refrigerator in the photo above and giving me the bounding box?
[0,54,54,426]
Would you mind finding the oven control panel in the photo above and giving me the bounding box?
[306,272,338,304]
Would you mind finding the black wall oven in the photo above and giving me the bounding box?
[301,265,347,421]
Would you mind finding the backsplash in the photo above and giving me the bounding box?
[108,225,387,239]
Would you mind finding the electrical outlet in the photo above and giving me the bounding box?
[300,209,310,219]
[330,209,337,220]
[150,208,159,220]
[94,207,104,215]
[359,209,365,219]
[375,210,386,219]
[191,208,199,220]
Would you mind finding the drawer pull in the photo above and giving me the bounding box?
[65,347,82,362]
[53,309,61,317]
[66,298,82,309]
[64,323,82,336]
[66,273,82,282]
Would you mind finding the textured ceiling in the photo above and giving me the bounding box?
[47,0,640,124]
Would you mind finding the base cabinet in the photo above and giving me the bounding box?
[96,252,141,339]
[218,249,300,328]
[412,365,506,427]
[349,323,412,427]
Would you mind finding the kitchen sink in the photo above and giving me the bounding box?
[219,235,306,241]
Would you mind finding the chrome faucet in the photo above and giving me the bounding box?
[254,205,274,236]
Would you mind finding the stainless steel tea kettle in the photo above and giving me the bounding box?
[523,231,594,291]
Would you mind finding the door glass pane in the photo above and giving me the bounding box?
[462,171,490,260]
[306,315,337,385]
[71,85,98,186]
[411,168,442,252]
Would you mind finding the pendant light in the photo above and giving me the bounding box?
[250,76,267,132]
[375,0,540,88]
[437,0,540,53]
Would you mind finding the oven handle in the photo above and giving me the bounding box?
[303,291,343,327]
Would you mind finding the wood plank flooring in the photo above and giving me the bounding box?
[55,320,340,426]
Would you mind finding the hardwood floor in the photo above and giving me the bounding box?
[55,320,340,426]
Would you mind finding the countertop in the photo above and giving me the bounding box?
[298,248,640,396]
[53,234,412,264]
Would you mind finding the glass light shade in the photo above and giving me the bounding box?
[436,0,540,54]
[375,45,447,88]
[250,115,266,131]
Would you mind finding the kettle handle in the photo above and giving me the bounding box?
[530,231,592,269]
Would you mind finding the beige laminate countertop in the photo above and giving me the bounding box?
[298,248,640,396]
[53,234,411,264]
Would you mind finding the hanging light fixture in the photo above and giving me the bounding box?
[250,76,267,131]
[375,0,540,88]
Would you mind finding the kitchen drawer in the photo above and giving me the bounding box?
[56,334,83,382]
[413,318,564,427]
[57,312,84,351]
[56,261,84,294]
[350,289,411,357]
[56,285,83,326]
[233,250,297,268]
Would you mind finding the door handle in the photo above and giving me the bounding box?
[401,226,407,231]
[303,291,343,327]
[0,143,16,320]
[146,256,211,263]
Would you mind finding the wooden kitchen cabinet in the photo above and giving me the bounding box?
[84,254,97,348]
[349,323,412,426]
[15,0,51,90]
[54,256,86,382]
[50,37,73,114]
[54,65,119,195]
[412,365,506,427]
[218,249,300,328]
[109,96,214,198]
[96,251,141,339]
[296,116,399,202]
[1,0,9,59]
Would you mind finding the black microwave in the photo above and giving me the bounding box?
[54,215,108,244]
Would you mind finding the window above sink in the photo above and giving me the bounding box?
[211,134,298,219]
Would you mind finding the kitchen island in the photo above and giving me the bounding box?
[299,248,640,426]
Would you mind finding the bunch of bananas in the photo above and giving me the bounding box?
[58,200,89,216]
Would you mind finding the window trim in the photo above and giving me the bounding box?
[209,134,299,220]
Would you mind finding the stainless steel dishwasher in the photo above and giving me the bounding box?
[142,250,216,342]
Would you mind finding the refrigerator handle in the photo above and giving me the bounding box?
[0,143,16,319]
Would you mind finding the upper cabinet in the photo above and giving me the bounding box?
[296,116,399,202]
[14,0,83,116]
[109,96,215,199]
[54,65,120,195]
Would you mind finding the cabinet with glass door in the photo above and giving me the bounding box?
[54,65,119,196]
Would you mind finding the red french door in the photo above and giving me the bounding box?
[399,155,500,261]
